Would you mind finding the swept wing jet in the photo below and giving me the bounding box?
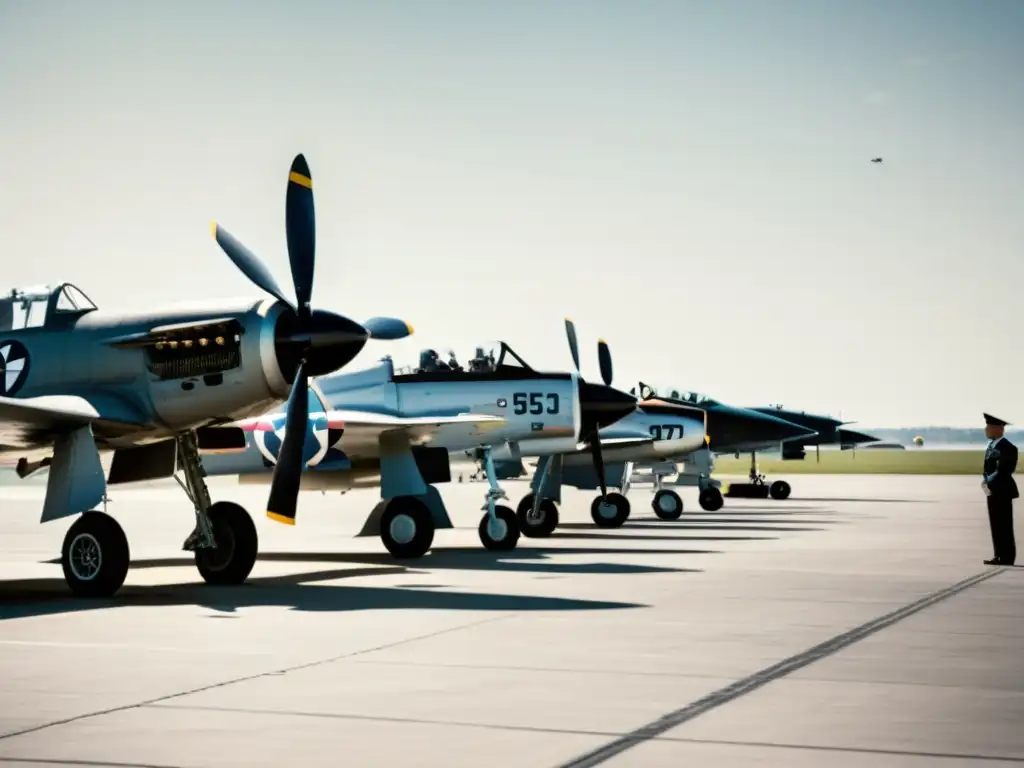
[729,404,878,495]
[200,320,639,559]
[0,154,412,597]
[621,384,817,511]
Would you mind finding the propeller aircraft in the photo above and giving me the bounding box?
[199,319,641,558]
[459,373,710,538]
[0,154,412,597]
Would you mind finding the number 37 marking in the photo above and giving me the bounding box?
[513,392,560,415]
[650,424,684,440]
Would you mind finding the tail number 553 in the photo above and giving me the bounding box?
[513,392,560,415]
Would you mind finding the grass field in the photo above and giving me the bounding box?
[712,449,984,475]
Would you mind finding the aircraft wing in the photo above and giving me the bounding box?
[581,436,655,451]
[236,409,509,461]
[326,410,508,446]
[0,395,101,452]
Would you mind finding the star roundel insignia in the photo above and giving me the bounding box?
[0,340,30,396]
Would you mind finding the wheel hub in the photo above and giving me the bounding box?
[487,516,508,541]
[199,523,236,572]
[389,514,417,545]
[68,533,102,581]
[657,494,677,513]
[598,501,616,519]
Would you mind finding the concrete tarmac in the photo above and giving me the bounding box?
[0,475,1021,767]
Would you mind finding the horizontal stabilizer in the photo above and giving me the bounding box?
[237,410,506,433]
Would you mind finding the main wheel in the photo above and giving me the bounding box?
[652,489,683,521]
[699,486,724,512]
[590,492,630,528]
[380,496,435,558]
[479,505,521,551]
[769,480,792,500]
[195,501,259,585]
[516,494,560,538]
[61,511,130,598]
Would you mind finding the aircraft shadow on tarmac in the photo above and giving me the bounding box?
[0,542,714,621]
[0,502,854,621]
[0,559,650,622]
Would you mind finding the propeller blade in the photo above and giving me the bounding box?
[588,432,608,498]
[597,339,613,386]
[363,317,415,340]
[285,154,316,322]
[266,362,310,525]
[211,223,293,308]
[565,318,581,372]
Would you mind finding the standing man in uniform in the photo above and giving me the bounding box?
[982,413,1017,565]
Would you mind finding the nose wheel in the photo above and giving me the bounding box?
[590,492,630,528]
[194,501,259,585]
[478,505,520,550]
[516,494,560,538]
[652,489,683,520]
[699,486,724,511]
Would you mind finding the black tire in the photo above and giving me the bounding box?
[380,496,435,558]
[769,480,792,500]
[590,492,630,528]
[479,505,521,551]
[516,494,560,538]
[61,511,131,598]
[652,489,683,521]
[195,501,259,585]
[699,487,724,512]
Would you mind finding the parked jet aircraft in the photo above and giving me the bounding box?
[620,384,817,509]
[0,154,412,597]
[201,320,643,558]
[641,394,877,503]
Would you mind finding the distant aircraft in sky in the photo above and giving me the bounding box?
[871,157,883,163]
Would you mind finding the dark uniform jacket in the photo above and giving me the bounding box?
[984,437,1019,500]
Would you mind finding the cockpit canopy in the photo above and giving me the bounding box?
[0,283,97,331]
[393,341,534,377]
[634,382,719,406]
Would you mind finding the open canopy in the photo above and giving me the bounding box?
[0,283,98,331]
[393,340,536,376]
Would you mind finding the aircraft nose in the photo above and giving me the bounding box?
[273,308,369,379]
[577,381,637,433]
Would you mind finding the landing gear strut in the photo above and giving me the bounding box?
[476,446,520,551]
[589,461,630,528]
[57,430,259,598]
[648,470,683,521]
[517,454,560,538]
[174,431,258,584]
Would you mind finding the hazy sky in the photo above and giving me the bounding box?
[1,0,1021,427]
